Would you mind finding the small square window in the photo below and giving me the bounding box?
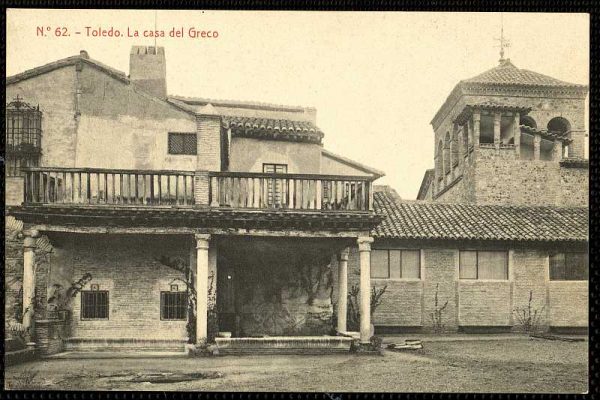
[81,291,109,319]
[168,133,197,155]
[90,284,100,291]
[161,291,187,320]
[170,284,179,292]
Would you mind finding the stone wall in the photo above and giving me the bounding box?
[433,146,588,206]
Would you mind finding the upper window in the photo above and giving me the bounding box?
[5,97,42,177]
[459,250,508,280]
[550,252,588,281]
[81,290,109,319]
[371,249,421,279]
[168,132,197,155]
[161,291,187,320]
[547,117,571,135]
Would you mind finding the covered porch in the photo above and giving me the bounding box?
[11,222,377,356]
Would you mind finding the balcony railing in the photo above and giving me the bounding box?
[23,167,195,206]
[209,172,373,211]
[21,167,374,212]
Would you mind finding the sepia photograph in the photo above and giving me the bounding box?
[3,8,590,393]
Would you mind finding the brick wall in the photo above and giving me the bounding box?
[458,281,511,326]
[340,242,587,333]
[54,234,191,340]
[549,281,588,327]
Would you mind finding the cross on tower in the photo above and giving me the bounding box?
[494,13,511,63]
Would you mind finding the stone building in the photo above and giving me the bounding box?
[4,48,589,356]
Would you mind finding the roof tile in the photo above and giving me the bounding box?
[372,188,588,243]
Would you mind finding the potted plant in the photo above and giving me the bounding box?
[47,273,93,321]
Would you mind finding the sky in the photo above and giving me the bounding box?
[6,10,589,199]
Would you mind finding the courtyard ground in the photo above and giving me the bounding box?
[3,338,588,393]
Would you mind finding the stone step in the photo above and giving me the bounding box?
[64,338,187,352]
[4,347,37,366]
[215,336,353,355]
[5,337,26,352]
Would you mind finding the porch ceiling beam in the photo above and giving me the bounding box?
[31,224,202,235]
[205,228,371,238]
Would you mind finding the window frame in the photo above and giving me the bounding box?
[459,250,509,281]
[168,132,197,155]
[80,290,110,320]
[160,291,188,321]
[370,248,421,280]
[549,252,589,281]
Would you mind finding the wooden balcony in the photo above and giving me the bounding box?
[209,172,373,212]
[22,167,374,213]
[23,167,195,206]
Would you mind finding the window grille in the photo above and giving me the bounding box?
[5,97,42,177]
[168,133,197,155]
[161,291,187,320]
[81,291,109,319]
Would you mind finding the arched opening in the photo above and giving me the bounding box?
[436,141,444,181]
[451,130,459,168]
[520,115,537,129]
[443,132,451,175]
[547,117,571,135]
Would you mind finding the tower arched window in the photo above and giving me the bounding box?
[547,117,571,135]
[451,129,459,168]
[520,115,537,129]
[436,141,444,181]
[547,117,572,157]
[444,132,451,175]
[5,97,42,177]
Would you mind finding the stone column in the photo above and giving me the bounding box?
[357,237,374,344]
[493,112,501,150]
[513,112,521,157]
[553,140,563,161]
[195,233,211,344]
[337,248,349,333]
[22,230,40,331]
[533,133,541,160]
[473,111,480,147]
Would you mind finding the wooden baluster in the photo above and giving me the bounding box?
[259,177,264,208]
[157,175,162,205]
[23,172,28,203]
[183,175,187,205]
[316,180,322,210]
[166,175,171,205]
[175,175,179,205]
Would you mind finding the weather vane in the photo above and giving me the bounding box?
[494,13,511,63]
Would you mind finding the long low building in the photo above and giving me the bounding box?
[334,186,588,333]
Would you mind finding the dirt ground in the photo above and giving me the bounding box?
[4,339,588,393]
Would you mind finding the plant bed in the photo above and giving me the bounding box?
[530,333,585,342]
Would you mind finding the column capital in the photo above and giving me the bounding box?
[493,112,502,122]
[194,233,211,249]
[357,237,374,252]
[23,230,40,249]
[337,248,350,262]
[472,110,481,121]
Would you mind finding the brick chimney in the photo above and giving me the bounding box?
[129,46,167,99]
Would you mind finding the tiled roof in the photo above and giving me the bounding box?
[222,116,324,144]
[520,125,571,142]
[372,188,588,243]
[170,95,311,113]
[462,59,586,88]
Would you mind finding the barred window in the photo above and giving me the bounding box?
[161,291,187,320]
[5,97,42,177]
[81,291,109,319]
[168,133,197,155]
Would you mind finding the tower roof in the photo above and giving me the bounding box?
[462,59,585,88]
